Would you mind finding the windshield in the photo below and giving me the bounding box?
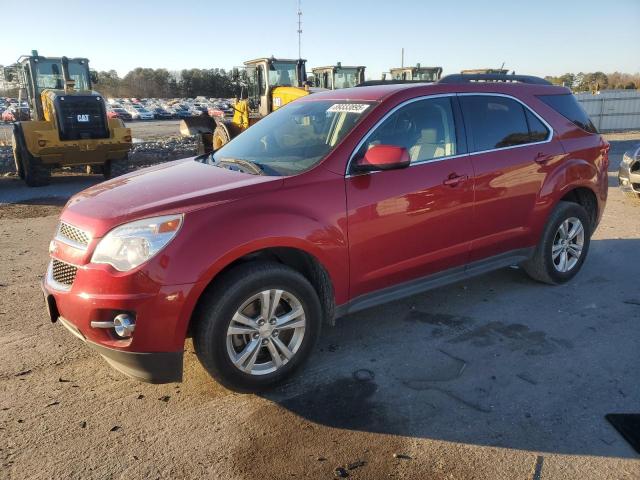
[268,62,298,87]
[334,68,360,88]
[34,60,90,91]
[205,100,374,176]
[414,70,439,81]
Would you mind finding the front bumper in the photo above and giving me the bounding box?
[618,161,640,197]
[57,315,183,383]
[41,259,197,384]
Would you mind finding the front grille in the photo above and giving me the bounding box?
[54,95,110,140]
[57,222,90,248]
[51,259,77,287]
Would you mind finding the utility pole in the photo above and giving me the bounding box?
[401,48,404,68]
[297,0,303,59]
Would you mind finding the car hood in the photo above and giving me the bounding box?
[61,158,283,237]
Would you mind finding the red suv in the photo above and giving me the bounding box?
[42,75,609,392]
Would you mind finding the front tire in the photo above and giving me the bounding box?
[104,155,129,179]
[522,201,591,285]
[193,262,322,392]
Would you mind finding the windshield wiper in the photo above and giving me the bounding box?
[210,156,280,176]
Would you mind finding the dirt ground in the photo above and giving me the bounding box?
[1,133,639,479]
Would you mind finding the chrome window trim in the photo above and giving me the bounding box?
[457,92,554,156]
[54,222,91,251]
[345,92,554,178]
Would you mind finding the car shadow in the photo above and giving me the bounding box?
[261,238,640,459]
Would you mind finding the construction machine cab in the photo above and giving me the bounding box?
[244,57,308,116]
[389,63,443,82]
[10,51,131,187]
[311,63,366,89]
[181,56,312,152]
[17,53,93,121]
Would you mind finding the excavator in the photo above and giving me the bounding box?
[311,63,366,89]
[7,51,131,186]
[180,57,313,152]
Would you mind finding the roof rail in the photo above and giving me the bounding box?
[356,79,431,87]
[438,74,552,86]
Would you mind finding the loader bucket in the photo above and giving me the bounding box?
[179,116,215,136]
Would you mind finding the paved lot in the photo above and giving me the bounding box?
[0,134,639,479]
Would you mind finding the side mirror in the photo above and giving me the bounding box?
[90,70,99,84]
[353,145,410,172]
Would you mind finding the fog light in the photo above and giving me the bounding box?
[38,140,47,147]
[113,314,135,338]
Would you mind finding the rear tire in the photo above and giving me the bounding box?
[10,129,24,179]
[193,261,322,392]
[522,201,591,285]
[14,129,51,187]
[85,164,105,175]
[213,124,231,150]
[104,155,129,179]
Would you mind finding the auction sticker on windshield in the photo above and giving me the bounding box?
[327,103,370,114]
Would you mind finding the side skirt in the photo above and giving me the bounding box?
[335,248,533,318]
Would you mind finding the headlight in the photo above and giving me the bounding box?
[91,214,183,271]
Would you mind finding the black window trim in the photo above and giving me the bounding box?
[458,93,554,156]
[345,92,554,177]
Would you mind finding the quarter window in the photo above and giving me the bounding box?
[355,97,458,165]
[460,96,549,152]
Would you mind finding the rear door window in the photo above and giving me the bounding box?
[537,93,598,133]
[460,95,549,152]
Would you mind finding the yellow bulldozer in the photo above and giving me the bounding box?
[180,57,313,152]
[311,62,366,89]
[7,51,131,186]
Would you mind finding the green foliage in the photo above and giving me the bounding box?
[92,67,245,98]
[545,71,638,92]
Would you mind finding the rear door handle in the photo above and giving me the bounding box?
[443,173,469,186]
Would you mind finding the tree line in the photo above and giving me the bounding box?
[544,72,639,92]
[92,68,244,99]
[2,66,639,99]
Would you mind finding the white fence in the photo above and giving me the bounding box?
[575,90,640,132]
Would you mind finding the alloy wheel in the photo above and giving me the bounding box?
[551,217,584,272]
[226,289,306,375]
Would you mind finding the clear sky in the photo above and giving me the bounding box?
[2,0,638,79]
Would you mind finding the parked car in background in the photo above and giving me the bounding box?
[2,106,30,122]
[172,108,192,119]
[44,74,609,392]
[148,107,173,120]
[618,144,640,203]
[108,108,133,121]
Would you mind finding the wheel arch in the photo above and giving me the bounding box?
[185,244,337,341]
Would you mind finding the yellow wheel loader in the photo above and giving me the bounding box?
[389,64,443,82]
[180,57,313,152]
[311,63,366,89]
[7,51,131,187]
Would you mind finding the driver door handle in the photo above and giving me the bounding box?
[443,173,469,186]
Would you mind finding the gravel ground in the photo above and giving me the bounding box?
[0,121,188,175]
[0,134,639,479]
